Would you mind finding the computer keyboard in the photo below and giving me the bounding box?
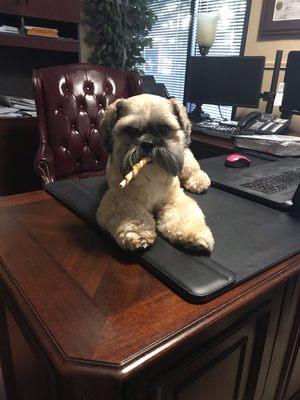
[192,120,272,139]
[192,120,248,138]
[241,170,300,195]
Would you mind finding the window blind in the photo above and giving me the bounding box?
[192,0,248,57]
[143,0,192,101]
[191,0,248,119]
[143,0,248,116]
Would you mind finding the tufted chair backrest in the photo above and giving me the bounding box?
[33,63,142,183]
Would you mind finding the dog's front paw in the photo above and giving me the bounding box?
[163,224,214,253]
[117,226,156,251]
[183,227,215,253]
[182,171,211,193]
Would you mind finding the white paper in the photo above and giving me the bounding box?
[235,134,300,156]
[273,0,300,21]
[274,82,285,107]
[238,134,300,142]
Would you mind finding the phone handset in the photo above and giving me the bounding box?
[237,112,290,134]
[237,111,262,128]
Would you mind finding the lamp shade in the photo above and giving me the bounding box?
[196,12,219,48]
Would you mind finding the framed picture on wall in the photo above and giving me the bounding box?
[259,0,300,40]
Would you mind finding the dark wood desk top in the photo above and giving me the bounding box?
[0,190,300,379]
[191,132,233,150]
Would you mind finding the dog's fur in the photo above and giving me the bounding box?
[97,94,214,252]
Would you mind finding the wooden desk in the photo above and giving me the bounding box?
[191,132,233,159]
[0,191,300,400]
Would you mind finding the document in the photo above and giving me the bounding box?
[273,0,300,21]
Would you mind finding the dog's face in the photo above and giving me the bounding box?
[100,94,191,176]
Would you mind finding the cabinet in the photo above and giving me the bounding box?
[0,0,80,194]
[0,0,79,22]
[151,308,268,400]
[0,0,21,15]
[124,279,300,400]
[22,0,79,22]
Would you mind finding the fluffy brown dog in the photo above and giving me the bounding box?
[97,94,214,252]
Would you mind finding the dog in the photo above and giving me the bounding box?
[96,94,214,252]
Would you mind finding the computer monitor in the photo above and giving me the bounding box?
[141,75,171,98]
[281,51,300,116]
[186,56,265,108]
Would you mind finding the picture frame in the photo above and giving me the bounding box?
[259,0,300,40]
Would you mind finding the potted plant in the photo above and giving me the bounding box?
[82,0,157,71]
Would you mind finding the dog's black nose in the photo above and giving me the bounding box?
[140,139,154,153]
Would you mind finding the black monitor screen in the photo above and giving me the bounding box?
[186,56,265,108]
[281,51,300,115]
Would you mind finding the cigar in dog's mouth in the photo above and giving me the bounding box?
[119,157,152,189]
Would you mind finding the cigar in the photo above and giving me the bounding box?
[119,157,151,189]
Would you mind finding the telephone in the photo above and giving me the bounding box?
[238,112,290,135]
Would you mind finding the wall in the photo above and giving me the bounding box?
[239,0,300,133]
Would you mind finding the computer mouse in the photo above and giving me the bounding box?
[225,154,251,168]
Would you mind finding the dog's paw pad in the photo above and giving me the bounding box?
[119,230,156,251]
[182,172,211,193]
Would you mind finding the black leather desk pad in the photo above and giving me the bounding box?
[46,176,300,303]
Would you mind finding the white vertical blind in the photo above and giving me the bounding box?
[143,0,192,101]
[143,0,248,117]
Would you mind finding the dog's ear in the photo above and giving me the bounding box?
[169,98,191,147]
[100,98,127,153]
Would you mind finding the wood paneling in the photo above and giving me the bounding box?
[151,305,271,400]
[4,305,55,400]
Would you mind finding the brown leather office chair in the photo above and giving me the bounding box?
[33,63,142,184]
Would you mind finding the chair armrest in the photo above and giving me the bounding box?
[35,142,56,186]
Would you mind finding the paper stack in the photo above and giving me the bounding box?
[0,25,19,34]
[233,134,300,157]
[25,26,59,38]
[0,96,36,118]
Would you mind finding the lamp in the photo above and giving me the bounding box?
[196,12,219,56]
[188,11,220,121]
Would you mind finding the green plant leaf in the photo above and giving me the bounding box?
[83,0,157,71]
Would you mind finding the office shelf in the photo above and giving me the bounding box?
[0,2,80,195]
[0,32,79,53]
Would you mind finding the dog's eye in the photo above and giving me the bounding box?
[158,124,171,135]
[124,127,141,136]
